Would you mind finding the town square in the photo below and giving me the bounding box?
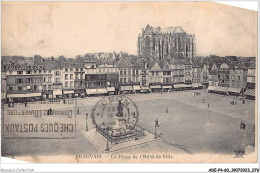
[1,1,257,165]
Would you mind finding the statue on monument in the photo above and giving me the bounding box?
[116,100,124,117]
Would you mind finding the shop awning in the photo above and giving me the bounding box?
[120,86,133,91]
[96,88,107,94]
[184,84,193,88]
[63,90,74,94]
[106,87,115,92]
[150,85,161,89]
[192,83,203,88]
[162,85,172,89]
[53,90,62,96]
[217,86,229,92]
[244,89,255,97]
[228,87,241,93]
[86,89,98,95]
[7,92,41,98]
[207,86,218,91]
[173,84,186,88]
[133,85,141,90]
[141,86,150,90]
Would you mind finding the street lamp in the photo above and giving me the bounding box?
[105,127,110,151]
[154,119,159,139]
[86,113,88,131]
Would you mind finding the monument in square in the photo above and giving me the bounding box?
[92,96,145,146]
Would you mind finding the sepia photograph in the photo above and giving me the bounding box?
[1,0,258,168]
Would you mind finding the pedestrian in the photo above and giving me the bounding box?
[24,102,27,107]
[77,108,80,114]
[243,98,245,104]
[203,98,205,103]
[208,103,209,108]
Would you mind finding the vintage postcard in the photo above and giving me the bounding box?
[1,1,258,164]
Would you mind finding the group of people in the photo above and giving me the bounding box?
[230,98,246,105]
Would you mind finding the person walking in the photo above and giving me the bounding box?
[208,103,209,108]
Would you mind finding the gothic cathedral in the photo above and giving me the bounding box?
[137,25,196,61]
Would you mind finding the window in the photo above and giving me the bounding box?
[156,72,158,76]
[120,71,123,75]
[133,70,135,75]
[80,68,83,72]
[26,71,31,74]
[48,77,51,82]
[43,78,46,82]
[76,68,79,72]
[55,78,60,83]
[124,70,126,75]
[70,68,73,72]
[48,85,51,89]
[17,71,23,74]
[124,78,126,82]
[128,70,131,75]
[34,70,37,74]
[70,81,73,87]
[48,70,51,73]
[43,85,47,90]
[238,76,240,81]
[34,85,37,91]
[70,74,73,79]
[65,68,68,72]
[44,70,46,73]
[120,78,123,82]
[26,78,32,83]
[9,87,13,91]
[55,71,60,76]
[65,82,68,88]
[80,74,83,79]
[18,87,23,91]
[39,70,42,74]
[76,74,79,79]
[65,74,68,80]
[17,78,23,84]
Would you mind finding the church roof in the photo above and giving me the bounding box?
[161,26,186,34]
[144,25,186,35]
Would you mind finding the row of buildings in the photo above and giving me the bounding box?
[1,54,256,103]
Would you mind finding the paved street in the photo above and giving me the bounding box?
[2,89,255,159]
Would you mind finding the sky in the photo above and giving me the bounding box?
[1,1,258,58]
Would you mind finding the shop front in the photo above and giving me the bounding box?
[63,90,75,98]
[133,85,141,93]
[192,83,203,90]
[42,90,53,100]
[162,85,173,92]
[107,87,116,95]
[120,85,133,94]
[53,90,63,99]
[74,89,86,98]
[228,87,242,96]
[173,84,186,91]
[7,92,42,103]
[149,85,162,93]
[140,86,151,93]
